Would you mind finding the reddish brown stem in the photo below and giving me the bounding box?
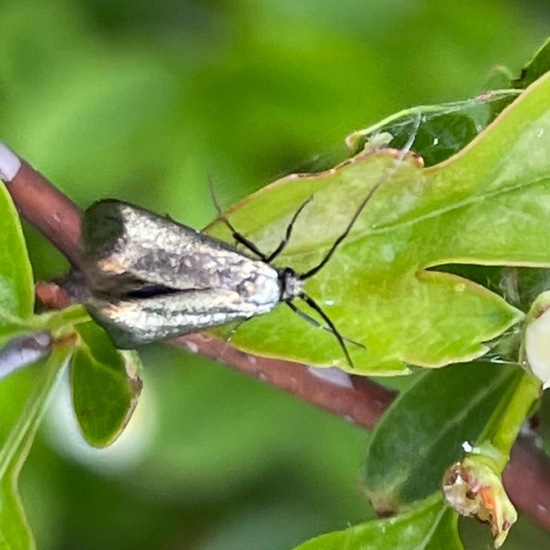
[504,435,550,530]
[7,161,83,269]
[179,333,395,429]
[5,155,550,535]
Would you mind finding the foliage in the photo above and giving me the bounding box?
[1,1,550,549]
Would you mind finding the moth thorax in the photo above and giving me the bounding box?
[279,267,303,301]
[238,270,281,307]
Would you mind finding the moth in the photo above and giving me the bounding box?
[81,196,358,364]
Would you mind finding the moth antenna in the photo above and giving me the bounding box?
[299,112,422,281]
[297,292,353,367]
[208,179,268,260]
[265,196,313,262]
[285,300,365,348]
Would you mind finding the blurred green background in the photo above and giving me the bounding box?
[1,0,550,548]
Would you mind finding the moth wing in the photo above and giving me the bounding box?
[86,287,276,348]
[82,199,269,295]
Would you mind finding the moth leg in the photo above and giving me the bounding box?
[287,294,356,367]
[265,196,313,262]
[209,319,251,366]
[209,182,312,263]
[209,182,268,260]
[223,319,248,343]
[285,301,365,349]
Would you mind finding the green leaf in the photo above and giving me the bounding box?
[0,479,33,550]
[362,362,523,513]
[0,183,33,322]
[71,322,142,447]
[0,344,71,549]
[346,90,521,166]
[484,37,550,119]
[208,74,550,372]
[292,495,462,550]
[512,36,550,90]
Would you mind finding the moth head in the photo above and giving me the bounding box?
[278,267,302,302]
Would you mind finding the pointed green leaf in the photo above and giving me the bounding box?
[71,322,142,447]
[0,344,71,549]
[0,476,34,550]
[293,495,462,550]
[512,36,550,90]
[204,73,550,372]
[363,363,523,513]
[0,184,33,322]
[346,90,521,166]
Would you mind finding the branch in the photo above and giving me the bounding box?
[2,144,550,532]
